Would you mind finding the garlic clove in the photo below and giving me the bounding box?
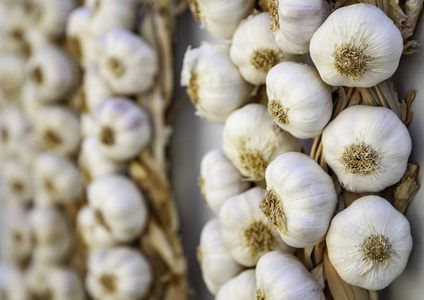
[215,269,256,300]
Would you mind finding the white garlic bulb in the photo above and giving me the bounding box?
[219,187,293,267]
[0,105,27,154]
[230,12,303,85]
[322,105,412,193]
[26,44,77,102]
[223,103,301,181]
[86,247,153,300]
[216,269,256,300]
[256,251,325,300]
[310,3,403,87]
[0,2,30,55]
[98,28,158,95]
[262,152,337,248]
[25,262,51,298]
[181,42,252,124]
[45,267,86,300]
[187,0,256,40]
[0,159,32,206]
[0,54,25,105]
[266,62,332,139]
[198,218,244,294]
[270,0,329,55]
[0,265,30,300]
[33,153,83,204]
[83,65,114,112]
[326,196,412,290]
[199,148,250,214]
[87,175,148,242]
[93,98,151,161]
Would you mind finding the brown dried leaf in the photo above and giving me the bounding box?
[393,164,420,213]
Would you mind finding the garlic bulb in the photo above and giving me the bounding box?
[0,54,25,105]
[86,247,152,300]
[270,0,329,55]
[0,159,32,206]
[0,105,27,154]
[262,152,337,247]
[87,175,148,242]
[266,62,332,138]
[0,265,30,300]
[215,269,256,300]
[198,218,244,294]
[256,251,325,300]
[34,106,80,156]
[326,196,412,290]
[181,42,252,124]
[230,12,303,85]
[0,2,30,55]
[33,153,83,204]
[99,28,158,95]
[45,267,86,300]
[83,65,114,112]
[93,98,151,161]
[223,103,301,181]
[26,44,77,102]
[25,262,51,298]
[199,148,250,214]
[219,187,293,267]
[187,0,256,40]
[309,3,403,87]
[322,105,412,193]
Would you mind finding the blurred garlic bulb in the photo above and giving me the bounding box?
[223,104,301,181]
[216,270,256,300]
[219,187,293,266]
[256,251,325,300]
[0,265,30,300]
[181,42,252,124]
[266,62,332,138]
[0,105,27,153]
[199,148,250,214]
[26,45,77,102]
[322,105,411,193]
[79,137,125,185]
[310,4,403,87]
[187,0,256,40]
[33,153,83,204]
[326,196,413,290]
[99,28,157,95]
[198,218,244,294]
[25,262,50,298]
[0,159,32,206]
[0,2,30,54]
[93,98,151,161]
[262,152,337,247]
[83,66,114,112]
[87,175,148,242]
[34,106,80,156]
[86,247,152,300]
[45,267,86,300]
[230,12,303,85]
[270,0,329,54]
[0,54,25,105]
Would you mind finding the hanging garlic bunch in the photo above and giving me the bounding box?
[266,62,332,138]
[230,12,303,85]
[223,103,301,181]
[0,159,32,206]
[199,148,249,214]
[215,269,256,300]
[322,105,412,193]
[310,3,403,87]
[0,54,25,106]
[219,187,293,267]
[181,42,252,124]
[326,196,413,290]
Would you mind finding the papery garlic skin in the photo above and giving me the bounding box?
[322,105,411,193]
[93,98,151,161]
[87,175,148,242]
[256,251,325,300]
[0,159,32,206]
[219,187,293,267]
[266,62,332,138]
[0,54,25,106]
[215,269,256,300]
[310,4,403,87]
[198,218,244,295]
[263,152,337,248]
[326,196,412,290]
[230,13,303,85]
[188,0,256,40]
[181,42,252,124]
[223,104,301,181]
[46,267,86,300]
[199,148,249,214]
[83,66,114,112]
[86,247,152,300]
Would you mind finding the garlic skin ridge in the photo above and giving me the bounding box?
[322,105,412,193]
[215,269,256,300]
[326,196,413,290]
[309,3,403,87]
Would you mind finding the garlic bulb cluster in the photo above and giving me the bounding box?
[322,105,412,193]
[215,270,256,300]
[199,148,249,214]
[326,196,413,290]
[223,104,301,181]
[310,4,403,87]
